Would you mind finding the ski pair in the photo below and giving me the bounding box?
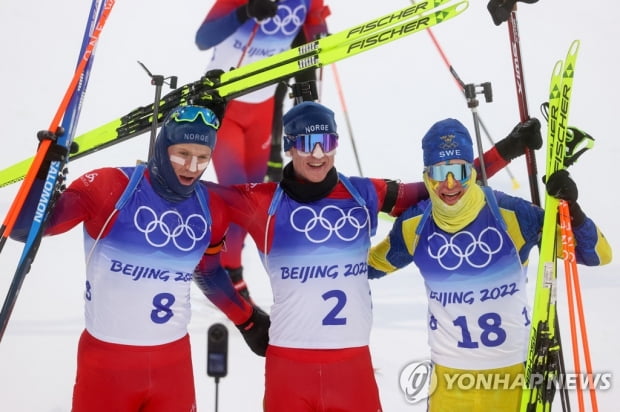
[0,0,116,342]
[520,39,580,412]
[0,0,469,189]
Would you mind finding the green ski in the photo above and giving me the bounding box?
[0,0,468,188]
[520,39,580,412]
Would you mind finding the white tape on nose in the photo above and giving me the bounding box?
[189,156,199,171]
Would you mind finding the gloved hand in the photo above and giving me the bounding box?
[236,306,270,356]
[199,70,228,121]
[204,69,224,85]
[246,0,278,21]
[495,118,543,162]
[36,127,70,180]
[487,0,539,26]
[196,96,227,128]
[264,145,283,182]
[203,94,227,123]
[544,169,586,226]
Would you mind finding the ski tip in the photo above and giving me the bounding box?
[449,0,470,15]
[568,39,580,56]
[458,0,470,12]
[428,0,470,18]
[552,59,563,77]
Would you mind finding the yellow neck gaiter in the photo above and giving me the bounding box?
[423,169,486,233]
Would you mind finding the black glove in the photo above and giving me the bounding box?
[544,170,586,226]
[236,306,270,356]
[199,70,227,121]
[204,68,224,86]
[201,94,227,123]
[487,0,539,26]
[495,118,543,161]
[36,127,70,180]
[244,0,278,21]
[264,145,283,182]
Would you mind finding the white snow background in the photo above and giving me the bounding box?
[0,0,618,411]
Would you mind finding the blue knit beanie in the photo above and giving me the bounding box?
[422,118,474,166]
[148,105,219,201]
[282,101,337,151]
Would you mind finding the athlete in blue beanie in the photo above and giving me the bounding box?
[10,103,269,411]
[148,105,220,201]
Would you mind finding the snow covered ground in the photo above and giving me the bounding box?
[0,0,618,410]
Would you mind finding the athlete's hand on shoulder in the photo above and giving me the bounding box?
[246,0,278,21]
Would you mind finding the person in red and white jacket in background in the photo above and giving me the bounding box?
[196,0,331,302]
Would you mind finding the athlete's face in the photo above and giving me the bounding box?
[289,144,335,183]
[425,160,471,206]
[168,143,212,186]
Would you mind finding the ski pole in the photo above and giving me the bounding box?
[0,0,115,256]
[506,7,539,204]
[331,64,363,176]
[561,201,585,411]
[425,27,519,189]
[137,61,177,161]
[0,0,115,342]
[463,83,492,186]
[559,201,599,412]
[237,23,259,68]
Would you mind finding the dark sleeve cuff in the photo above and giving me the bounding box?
[236,5,249,24]
[569,201,586,227]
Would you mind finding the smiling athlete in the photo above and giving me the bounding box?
[368,118,612,412]
[195,0,331,302]
[202,101,545,411]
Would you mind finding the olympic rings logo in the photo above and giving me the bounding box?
[260,4,306,36]
[134,206,208,252]
[290,205,369,243]
[427,227,504,270]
